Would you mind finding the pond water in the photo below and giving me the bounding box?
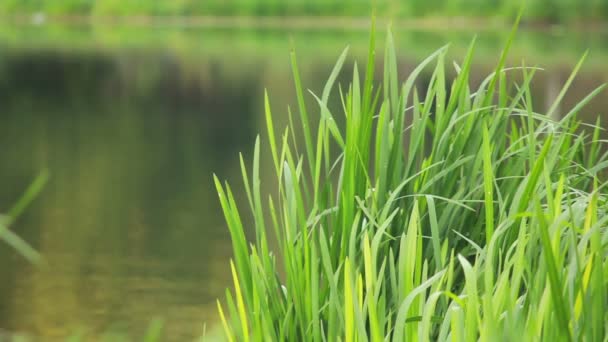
[0,23,607,340]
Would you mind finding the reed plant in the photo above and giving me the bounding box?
[215,17,607,341]
[0,171,47,264]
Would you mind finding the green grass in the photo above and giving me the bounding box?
[1,0,608,25]
[215,17,608,341]
[0,170,48,264]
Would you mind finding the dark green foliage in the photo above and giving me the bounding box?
[1,0,606,24]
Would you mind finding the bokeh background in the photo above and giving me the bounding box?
[0,2,607,340]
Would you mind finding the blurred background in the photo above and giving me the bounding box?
[0,1,607,340]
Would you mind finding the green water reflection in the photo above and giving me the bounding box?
[0,24,606,340]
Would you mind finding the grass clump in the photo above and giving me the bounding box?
[214,18,608,341]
